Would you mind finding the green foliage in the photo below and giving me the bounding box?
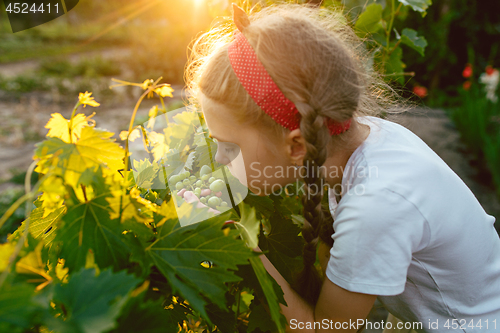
[49,268,140,333]
[0,83,311,332]
[338,0,432,85]
[354,3,384,34]
[0,188,26,242]
[447,82,500,199]
[39,56,122,79]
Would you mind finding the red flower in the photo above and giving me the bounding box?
[486,65,495,76]
[413,85,428,98]
[463,81,472,90]
[462,63,473,78]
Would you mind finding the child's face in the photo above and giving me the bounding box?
[200,93,304,196]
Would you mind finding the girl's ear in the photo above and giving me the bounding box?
[232,3,251,32]
[285,129,307,165]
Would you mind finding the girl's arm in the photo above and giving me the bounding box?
[257,247,377,333]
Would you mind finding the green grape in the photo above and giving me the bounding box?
[208,177,216,184]
[169,175,179,184]
[183,171,190,179]
[201,174,209,181]
[182,179,190,186]
[208,197,220,208]
[200,197,207,204]
[220,201,228,207]
[194,188,202,196]
[196,180,203,187]
[209,179,225,192]
[189,175,196,182]
[200,165,212,176]
[175,182,183,190]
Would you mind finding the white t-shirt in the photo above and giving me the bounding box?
[325,116,500,332]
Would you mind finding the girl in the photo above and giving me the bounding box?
[185,3,500,332]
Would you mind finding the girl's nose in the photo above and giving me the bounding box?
[215,150,231,165]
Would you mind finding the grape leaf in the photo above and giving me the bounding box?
[234,202,260,249]
[106,292,186,333]
[7,201,65,246]
[247,298,277,333]
[0,283,43,332]
[53,186,131,273]
[26,205,65,245]
[147,213,254,320]
[184,150,196,170]
[49,268,140,333]
[205,301,237,333]
[248,256,287,333]
[45,113,94,143]
[258,212,304,284]
[194,139,218,170]
[34,126,125,187]
[242,193,275,221]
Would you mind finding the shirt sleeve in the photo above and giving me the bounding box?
[325,187,428,296]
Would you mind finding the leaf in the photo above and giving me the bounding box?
[205,301,236,333]
[385,46,405,85]
[107,292,186,333]
[248,256,287,333]
[49,268,140,333]
[258,212,304,284]
[194,139,218,170]
[45,113,94,143]
[247,298,277,333]
[0,283,43,331]
[400,28,427,56]
[184,151,196,170]
[34,126,125,187]
[234,202,260,249]
[398,0,432,16]
[354,3,383,35]
[148,213,254,320]
[0,242,16,272]
[26,204,66,245]
[53,186,131,273]
[243,193,275,221]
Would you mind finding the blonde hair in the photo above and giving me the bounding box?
[185,2,408,306]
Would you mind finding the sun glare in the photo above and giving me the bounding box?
[193,0,206,8]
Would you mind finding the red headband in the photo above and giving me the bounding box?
[227,30,351,136]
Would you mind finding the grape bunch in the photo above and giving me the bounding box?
[169,165,229,210]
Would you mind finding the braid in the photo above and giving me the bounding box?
[292,102,334,306]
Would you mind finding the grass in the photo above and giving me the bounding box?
[446,83,500,199]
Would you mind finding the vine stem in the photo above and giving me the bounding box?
[159,96,170,125]
[119,77,163,223]
[381,0,402,70]
[68,101,81,143]
[235,288,241,322]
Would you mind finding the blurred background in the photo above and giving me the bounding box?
[0,0,499,240]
